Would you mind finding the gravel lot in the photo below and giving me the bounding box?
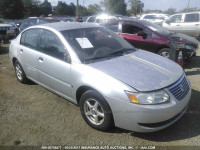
[0,44,200,150]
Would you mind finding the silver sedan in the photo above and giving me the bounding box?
[9,22,191,132]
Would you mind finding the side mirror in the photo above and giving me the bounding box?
[64,53,71,63]
[165,19,171,25]
[137,31,147,39]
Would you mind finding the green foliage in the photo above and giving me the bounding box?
[54,1,76,16]
[144,9,162,14]
[0,0,24,19]
[163,8,176,15]
[107,0,127,15]
[129,0,144,16]
[87,4,102,15]
[39,0,52,16]
[180,7,200,13]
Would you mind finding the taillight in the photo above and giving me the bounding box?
[177,51,183,66]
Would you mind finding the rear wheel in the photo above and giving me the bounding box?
[158,48,170,58]
[80,90,114,131]
[14,60,28,84]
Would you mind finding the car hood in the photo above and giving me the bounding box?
[88,50,183,92]
[171,33,199,47]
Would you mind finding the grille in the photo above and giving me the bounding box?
[168,75,190,101]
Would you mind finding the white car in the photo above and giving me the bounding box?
[140,14,169,25]
[163,12,200,39]
[0,19,16,43]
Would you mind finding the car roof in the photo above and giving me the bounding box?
[173,11,200,15]
[39,22,100,31]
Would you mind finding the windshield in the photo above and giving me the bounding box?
[61,27,135,63]
[143,21,172,36]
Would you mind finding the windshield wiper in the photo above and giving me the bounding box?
[84,48,135,64]
[108,48,136,56]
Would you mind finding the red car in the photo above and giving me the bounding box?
[103,20,199,62]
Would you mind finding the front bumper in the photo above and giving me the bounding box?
[105,80,191,132]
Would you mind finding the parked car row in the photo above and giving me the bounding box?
[0,19,16,43]
[101,20,199,64]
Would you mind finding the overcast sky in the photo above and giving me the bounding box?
[47,0,200,11]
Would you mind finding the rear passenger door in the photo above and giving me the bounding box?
[181,13,200,37]
[36,29,72,99]
[18,28,40,81]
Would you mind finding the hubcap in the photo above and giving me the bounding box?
[15,64,23,81]
[160,51,169,58]
[84,99,104,125]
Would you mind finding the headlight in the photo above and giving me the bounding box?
[125,90,169,105]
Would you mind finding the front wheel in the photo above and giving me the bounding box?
[158,48,170,58]
[80,90,114,131]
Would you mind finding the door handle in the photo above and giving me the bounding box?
[38,57,43,62]
[20,49,23,53]
[176,25,180,26]
[195,24,199,26]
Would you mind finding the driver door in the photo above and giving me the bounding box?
[36,29,72,99]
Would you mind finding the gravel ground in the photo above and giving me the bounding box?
[0,44,200,150]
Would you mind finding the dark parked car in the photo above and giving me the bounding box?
[103,20,199,62]
[19,17,61,32]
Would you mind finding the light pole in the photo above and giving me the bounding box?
[76,0,79,21]
[187,0,190,11]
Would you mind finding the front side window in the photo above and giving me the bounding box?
[122,24,143,34]
[168,15,182,23]
[20,28,40,49]
[39,29,66,61]
[184,13,199,22]
[61,27,134,63]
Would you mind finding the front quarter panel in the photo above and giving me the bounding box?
[70,62,136,104]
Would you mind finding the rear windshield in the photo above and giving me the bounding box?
[142,21,172,36]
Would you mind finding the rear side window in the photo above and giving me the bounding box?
[144,15,156,19]
[184,13,199,22]
[122,24,143,34]
[39,29,66,61]
[20,29,40,49]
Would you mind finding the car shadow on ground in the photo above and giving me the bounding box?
[131,88,200,142]
[0,44,9,55]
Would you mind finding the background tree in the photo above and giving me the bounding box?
[22,0,41,17]
[180,7,200,13]
[54,1,76,16]
[144,9,162,14]
[87,4,102,15]
[39,0,52,16]
[107,0,127,15]
[0,0,24,19]
[129,0,144,16]
[163,8,176,15]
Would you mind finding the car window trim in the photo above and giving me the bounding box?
[38,29,71,63]
[20,28,41,50]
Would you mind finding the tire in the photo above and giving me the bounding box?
[14,60,28,84]
[158,48,170,58]
[80,90,114,131]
